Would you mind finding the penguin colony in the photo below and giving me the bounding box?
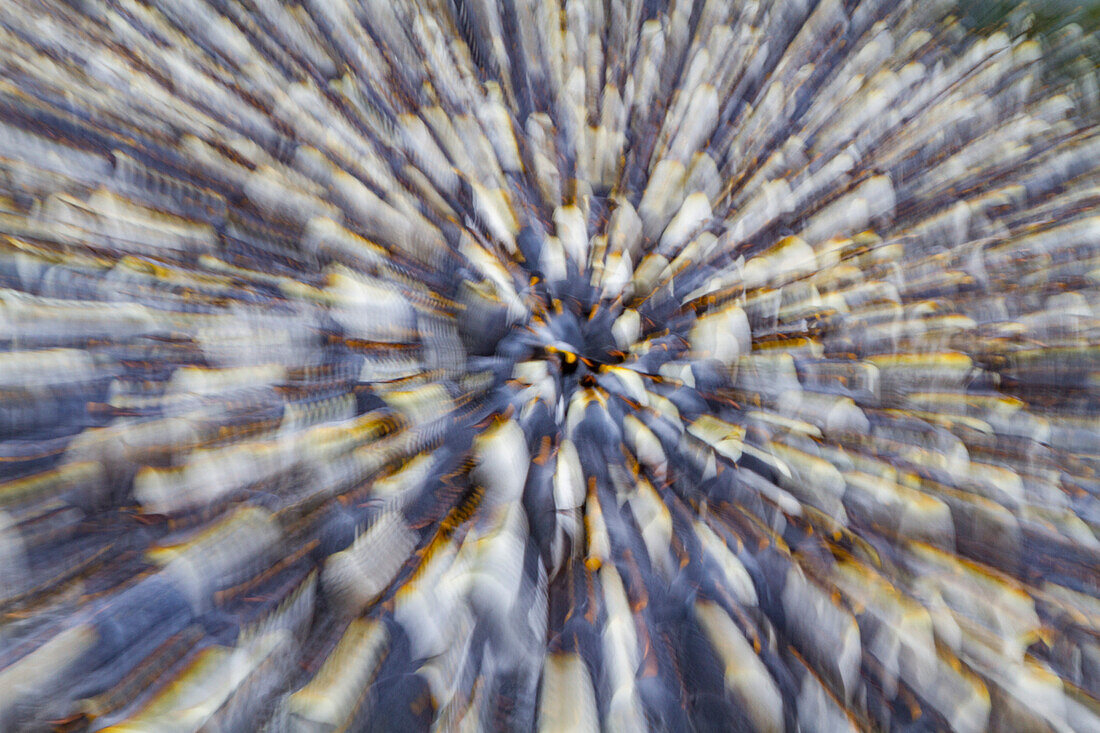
[0,0,1098,730]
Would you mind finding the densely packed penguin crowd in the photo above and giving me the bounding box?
[0,0,1099,730]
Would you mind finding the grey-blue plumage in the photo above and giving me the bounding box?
[0,0,1098,731]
